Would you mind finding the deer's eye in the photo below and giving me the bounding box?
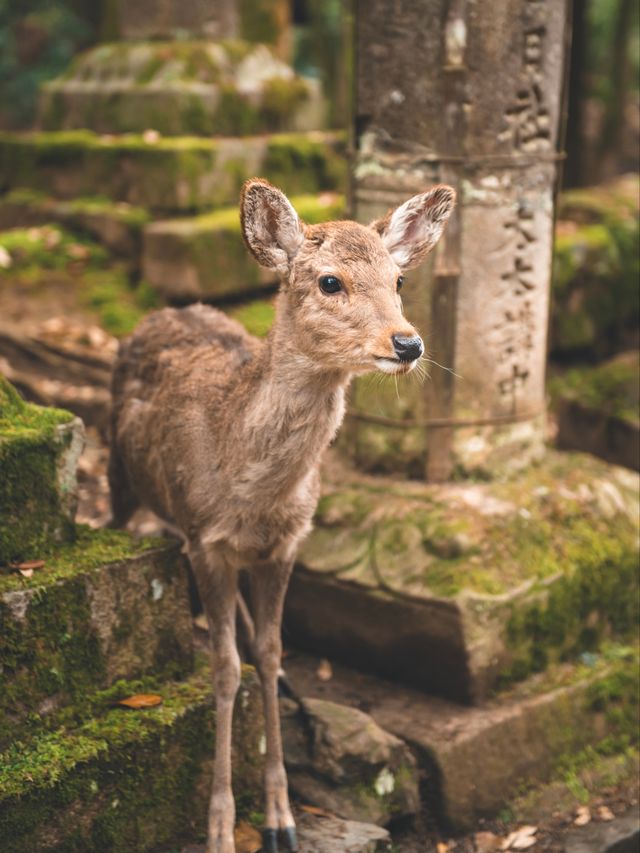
[396,275,405,292]
[319,275,342,294]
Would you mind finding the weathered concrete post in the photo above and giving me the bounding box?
[348,0,569,480]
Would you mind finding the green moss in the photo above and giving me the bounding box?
[0,377,77,566]
[227,299,275,338]
[552,177,639,357]
[265,132,347,195]
[549,352,639,424]
[239,0,282,45]
[0,663,263,853]
[0,225,107,272]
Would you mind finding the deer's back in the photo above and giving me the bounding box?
[110,304,263,526]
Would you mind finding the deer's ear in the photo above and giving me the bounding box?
[240,179,304,275]
[371,185,456,270]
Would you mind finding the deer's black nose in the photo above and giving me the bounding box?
[392,334,424,363]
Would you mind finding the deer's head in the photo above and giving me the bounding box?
[240,179,455,375]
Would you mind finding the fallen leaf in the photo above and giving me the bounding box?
[234,821,261,853]
[143,128,160,143]
[17,560,45,571]
[19,568,34,578]
[502,827,537,850]
[475,830,501,852]
[316,658,333,681]
[436,843,450,853]
[0,246,12,269]
[117,694,163,709]
[574,806,591,826]
[597,805,614,821]
[193,613,208,631]
[299,804,333,818]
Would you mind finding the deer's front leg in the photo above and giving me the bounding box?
[190,542,240,853]
[249,558,297,853]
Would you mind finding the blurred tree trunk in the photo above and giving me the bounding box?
[598,0,634,180]
[564,0,587,187]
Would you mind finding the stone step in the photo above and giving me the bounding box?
[0,189,150,259]
[0,376,84,566]
[0,130,346,214]
[143,192,344,301]
[283,644,639,832]
[0,662,264,853]
[284,450,639,702]
[0,526,193,749]
[39,41,325,137]
[551,351,640,472]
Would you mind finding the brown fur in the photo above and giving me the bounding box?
[109,179,454,853]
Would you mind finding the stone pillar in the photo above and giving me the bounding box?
[348,0,569,480]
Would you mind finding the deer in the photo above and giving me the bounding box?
[108,178,455,853]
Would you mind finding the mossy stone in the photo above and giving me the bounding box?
[0,663,264,853]
[0,130,346,213]
[0,376,83,566]
[0,528,194,749]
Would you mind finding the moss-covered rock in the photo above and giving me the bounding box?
[0,189,150,258]
[0,129,346,213]
[0,662,264,853]
[143,192,344,300]
[0,376,83,566]
[282,697,419,826]
[39,41,325,137]
[285,451,639,701]
[551,175,639,358]
[0,527,194,749]
[550,351,639,471]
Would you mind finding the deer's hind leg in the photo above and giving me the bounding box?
[249,556,296,853]
[189,540,241,853]
[107,444,140,528]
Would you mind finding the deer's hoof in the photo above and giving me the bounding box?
[282,826,298,851]
[262,828,278,853]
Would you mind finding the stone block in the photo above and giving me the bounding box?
[552,351,639,471]
[284,646,639,832]
[282,697,419,826]
[118,0,238,40]
[285,451,639,701]
[0,527,194,748]
[295,812,391,853]
[0,130,346,213]
[143,192,344,301]
[39,41,324,137]
[0,189,149,258]
[0,375,84,566]
[0,664,264,853]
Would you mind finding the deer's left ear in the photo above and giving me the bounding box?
[371,185,456,270]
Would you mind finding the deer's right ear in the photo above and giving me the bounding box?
[240,179,304,275]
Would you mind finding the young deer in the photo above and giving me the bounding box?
[108,179,455,853]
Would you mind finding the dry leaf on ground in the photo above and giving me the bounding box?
[502,826,537,850]
[474,830,502,852]
[117,694,163,709]
[597,805,615,821]
[193,613,209,631]
[316,658,333,681]
[234,821,261,853]
[574,806,591,826]
[299,804,334,818]
[436,842,450,853]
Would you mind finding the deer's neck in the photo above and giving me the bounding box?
[233,316,348,498]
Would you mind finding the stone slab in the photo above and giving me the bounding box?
[40,41,324,137]
[0,130,346,213]
[0,375,84,565]
[565,805,639,853]
[0,528,193,748]
[0,664,264,853]
[285,451,639,701]
[295,813,391,853]
[143,192,344,301]
[0,190,150,258]
[283,648,639,832]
